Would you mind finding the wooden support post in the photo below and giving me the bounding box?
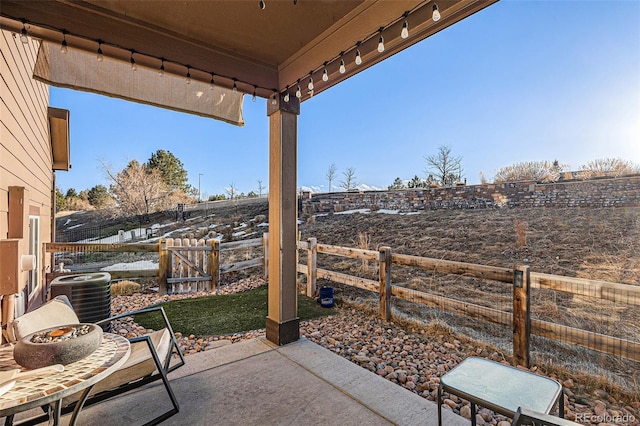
[265,94,300,346]
[158,239,168,295]
[211,239,220,290]
[513,265,531,368]
[307,238,317,297]
[379,246,392,321]
[262,233,269,280]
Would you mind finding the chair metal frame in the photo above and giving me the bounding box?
[6,303,185,426]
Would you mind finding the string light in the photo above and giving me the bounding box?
[130,49,137,70]
[96,41,104,62]
[271,90,277,105]
[432,4,441,22]
[252,86,257,102]
[295,80,302,98]
[209,73,215,90]
[60,31,68,54]
[307,73,314,91]
[20,21,28,43]
[186,66,191,84]
[401,12,409,39]
[10,0,438,102]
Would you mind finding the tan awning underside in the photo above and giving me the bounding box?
[34,42,244,126]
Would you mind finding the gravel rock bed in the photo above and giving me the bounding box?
[110,278,639,426]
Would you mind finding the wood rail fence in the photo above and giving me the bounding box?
[45,237,267,294]
[295,238,640,367]
[46,235,640,367]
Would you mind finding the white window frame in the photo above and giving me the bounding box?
[27,215,40,300]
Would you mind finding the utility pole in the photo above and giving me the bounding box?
[198,173,203,203]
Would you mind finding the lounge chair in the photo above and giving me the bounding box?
[5,295,185,425]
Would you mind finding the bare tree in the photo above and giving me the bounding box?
[257,180,266,197]
[326,163,337,192]
[225,182,238,200]
[339,167,357,191]
[579,158,640,179]
[102,160,170,217]
[424,145,464,187]
[493,160,569,183]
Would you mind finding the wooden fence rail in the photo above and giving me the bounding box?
[45,237,265,295]
[296,241,640,366]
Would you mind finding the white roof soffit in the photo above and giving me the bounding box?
[34,41,244,126]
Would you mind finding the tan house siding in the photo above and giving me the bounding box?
[1,29,53,314]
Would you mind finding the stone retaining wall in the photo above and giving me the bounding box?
[302,175,640,214]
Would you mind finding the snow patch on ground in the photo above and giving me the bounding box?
[376,209,400,215]
[335,209,370,215]
[101,260,158,271]
[66,223,84,230]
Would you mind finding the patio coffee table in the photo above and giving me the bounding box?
[437,357,564,426]
[0,333,130,426]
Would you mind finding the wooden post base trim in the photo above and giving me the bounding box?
[265,317,300,346]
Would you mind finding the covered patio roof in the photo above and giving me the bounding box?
[0,0,496,101]
[0,0,497,346]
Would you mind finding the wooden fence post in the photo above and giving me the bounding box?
[262,232,269,280]
[307,238,317,297]
[211,239,220,290]
[513,265,531,368]
[158,239,168,295]
[379,246,392,321]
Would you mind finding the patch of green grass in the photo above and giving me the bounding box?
[133,286,334,336]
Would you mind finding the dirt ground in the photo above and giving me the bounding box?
[57,201,640,396]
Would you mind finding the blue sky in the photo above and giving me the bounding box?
[52,0,640,199]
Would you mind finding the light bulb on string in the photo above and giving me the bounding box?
[322,63,329,82]
[186,67,191,84]
[339,54,346,74]
[308,74,314,91]
[20,22,28,44]
[159,59,165,76]
[377,32,385,53]
[252,86,257,102]
[60,32,68,54]
[432,4,440,21]
[284,87,290,103]
[355,49,362,65]
[259,0,265,9]
[130,50,137,70]
[96,41,104,62]
[271,91,277,106]
[295,81,302,98]
[401,13,409,39]
[233,79,238,93]
[209,73,215,90]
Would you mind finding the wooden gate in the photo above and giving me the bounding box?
[163,238,216,293]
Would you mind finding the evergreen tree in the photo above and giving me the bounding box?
[147,150,189,191]
[87,185,111,208]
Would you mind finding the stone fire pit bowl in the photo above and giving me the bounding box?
[13,324,103,369]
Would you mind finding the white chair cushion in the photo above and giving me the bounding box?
[8,296,79,343]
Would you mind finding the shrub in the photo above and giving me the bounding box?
[111,280,141,296]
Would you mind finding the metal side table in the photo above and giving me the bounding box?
[437,357,564,426]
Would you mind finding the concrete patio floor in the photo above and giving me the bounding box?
[17,337,470,425]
